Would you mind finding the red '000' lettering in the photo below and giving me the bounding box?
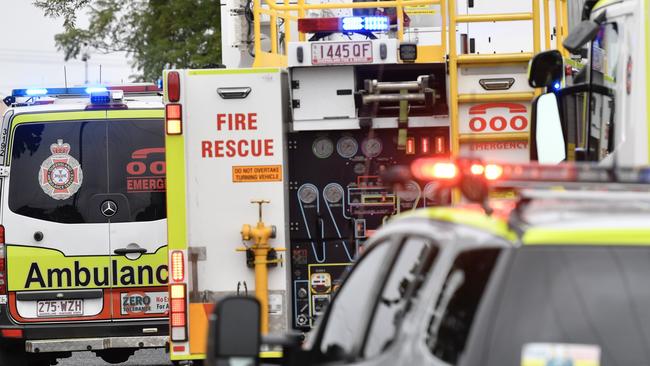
[469,115,529,132]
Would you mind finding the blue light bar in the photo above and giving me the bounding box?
[90,90,111,104]
[25,88,48,96]
[12,87,92,98]
[341,16,389,32]
[85,86,108,94]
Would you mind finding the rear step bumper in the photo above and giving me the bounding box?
[25,335,167,353]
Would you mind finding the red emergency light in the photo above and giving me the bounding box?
[298,16,389,33]
[167,71,181,102]
[106,84,161,93]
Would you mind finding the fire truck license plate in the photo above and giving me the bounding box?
[37,299,83,317]
[311,42,373,65]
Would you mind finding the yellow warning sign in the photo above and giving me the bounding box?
[232,165,283,183]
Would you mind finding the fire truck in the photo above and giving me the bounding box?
[163,0,570,363]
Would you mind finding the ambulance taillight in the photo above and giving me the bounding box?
[170,284,187,341]
[167,71,181,102]
[166,104,183,135]
[170,250,184,282]
[0,225,6,295]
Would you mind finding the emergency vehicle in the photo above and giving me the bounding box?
[210,159,650,366]
[528,0,650,166]
[164,0,571,363]
[0,86,168,365]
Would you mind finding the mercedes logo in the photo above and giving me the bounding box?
[101,200,118,217]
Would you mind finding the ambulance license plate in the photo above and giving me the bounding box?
[37,299,83,317]
[311,41,373,65]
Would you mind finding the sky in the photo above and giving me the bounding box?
[0,1,135,96]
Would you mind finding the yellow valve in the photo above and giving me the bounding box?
[238,199,284,334]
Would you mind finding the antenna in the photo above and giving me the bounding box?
[63,65,68,89]
[99,64,102,83]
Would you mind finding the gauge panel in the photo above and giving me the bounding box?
[288,127,449,330]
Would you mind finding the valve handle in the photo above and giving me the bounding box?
[251,199,270,222]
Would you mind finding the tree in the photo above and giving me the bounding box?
[35,0,222,81]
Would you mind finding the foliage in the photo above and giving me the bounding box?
[34,0,222,81]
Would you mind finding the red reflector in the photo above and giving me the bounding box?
[171,312,186,327]
[406,137,415,155]
[167,71,181,102]
[0,225,5,244]
[171,298,185,313]
[298,17,341,33]
[1,329,23,338]
[170,251,184,282]
[173,346,185,352]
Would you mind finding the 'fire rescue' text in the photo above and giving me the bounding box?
[201,113,274,158]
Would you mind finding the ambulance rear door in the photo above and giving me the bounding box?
[104,110,168,322]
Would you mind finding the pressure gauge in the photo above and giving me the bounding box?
[298,185,318,204]
[362,137,383,158]
[424,182,438,201]
[312,137,334,159]
[336,136,358,158]
[397,180,420,202]
[324,184,343,203]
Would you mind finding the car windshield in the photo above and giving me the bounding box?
[443,246,650,366]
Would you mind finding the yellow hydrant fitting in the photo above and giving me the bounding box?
[237,200,285,334]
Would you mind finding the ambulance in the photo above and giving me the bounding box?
[164,0,572,364]
[0,86,168,365]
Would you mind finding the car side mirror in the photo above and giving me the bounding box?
[530,93,566,164]
[563,11,606,54]
[528,50,564,88]
[207,296,261,366]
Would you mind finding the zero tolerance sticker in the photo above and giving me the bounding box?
[38,140,83,200]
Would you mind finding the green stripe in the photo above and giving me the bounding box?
[165,133,188,250]
[592,0,622,11]
[107,109,164,119]
[11,111,105,125]
[523,228,650,245]
[400,207,516,241]
[188,68,279,76]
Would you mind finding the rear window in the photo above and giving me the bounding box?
[438,246,650,366]
[9,119,165,224]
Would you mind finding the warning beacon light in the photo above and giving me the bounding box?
[298,16,389,34]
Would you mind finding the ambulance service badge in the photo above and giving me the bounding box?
[38,139,83,200]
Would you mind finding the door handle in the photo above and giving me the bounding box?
[114,247,147,255]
